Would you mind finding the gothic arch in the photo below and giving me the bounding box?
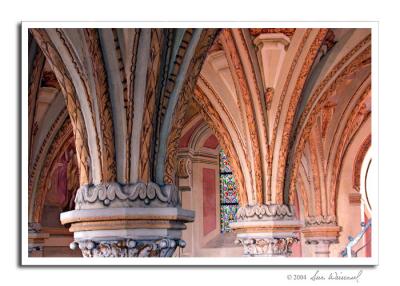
[285,30,371,224]
[159,29,220,185]
[32,119,75,223]
[30,29,92,185]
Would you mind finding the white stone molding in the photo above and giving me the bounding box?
[74,181,180,209]
[235,204,295,221]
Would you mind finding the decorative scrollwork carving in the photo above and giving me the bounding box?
[235,204,294,221]
[305,215,337,226]
[74,181,180,209]
[176,158,192,178]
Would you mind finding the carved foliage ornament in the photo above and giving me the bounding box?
[74,181,180,209]
[235,237,298,256]
[71,238,186,257]
[249,28,296,39]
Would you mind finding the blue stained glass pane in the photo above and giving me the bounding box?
[220,174,238,204]
[220,205,238,232]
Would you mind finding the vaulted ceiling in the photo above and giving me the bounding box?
[28,28,371,225]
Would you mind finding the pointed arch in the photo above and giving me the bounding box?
[30,29,91,185]
[158,29,220,185]
[286,32,371,220]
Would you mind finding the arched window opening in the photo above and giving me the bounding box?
[219,150,239,233]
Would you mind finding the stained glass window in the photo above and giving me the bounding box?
[219,150,239,233]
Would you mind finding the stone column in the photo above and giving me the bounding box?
[61,182,194,257]
[302,218,341,257]
[28,223,49,257]
[231,204,301,257]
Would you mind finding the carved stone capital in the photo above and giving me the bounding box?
[61,182,194,257]
[231,204,301,257]
[70,238,186,257]
[235,235,299,257]
[74,181,180,209]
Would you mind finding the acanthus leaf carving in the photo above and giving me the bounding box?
[235,237,298,257]
[71,238,186,257]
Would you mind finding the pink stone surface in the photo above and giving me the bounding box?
[365,212,371,257]
[178,119,203,148]
[291,192,302,257]
[202,168,217,235]
[203,134,219,149]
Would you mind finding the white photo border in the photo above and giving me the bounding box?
[21,21,379,266]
